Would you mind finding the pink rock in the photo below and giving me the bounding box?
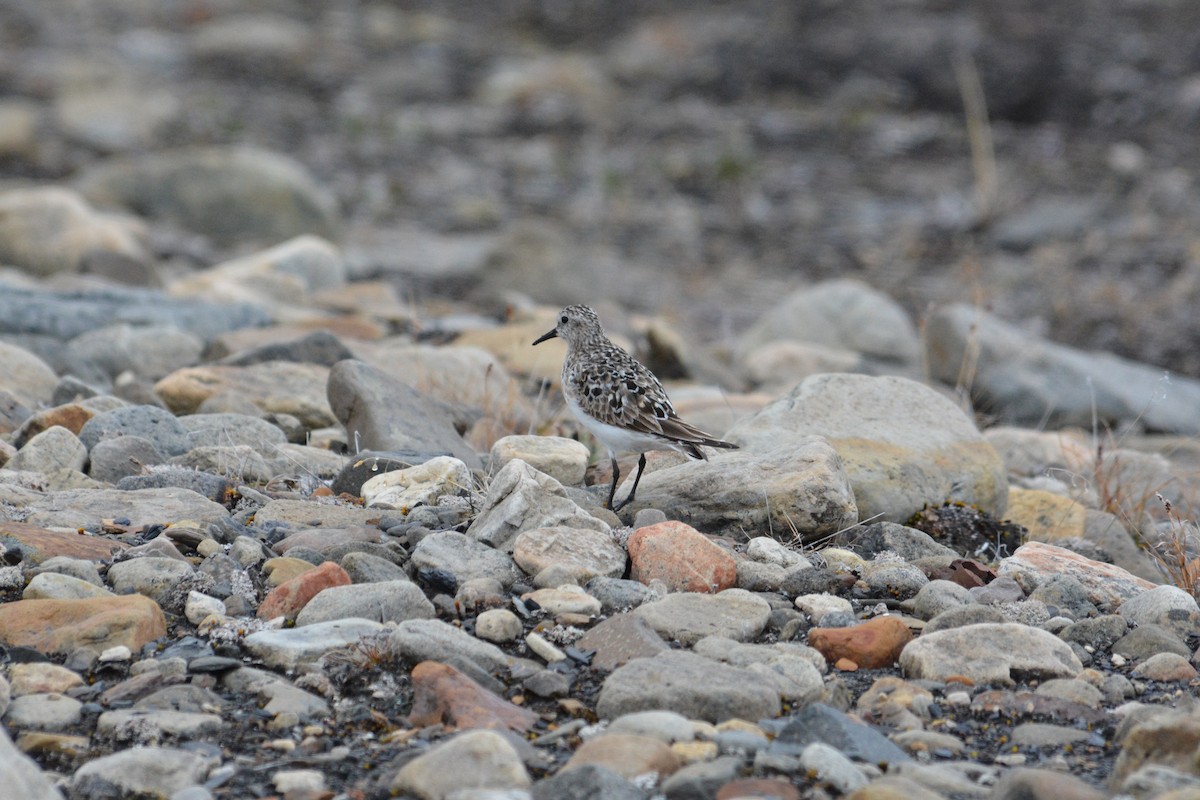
[627,521,737,593]
[998,541,1155,610]
[257,561,351,620]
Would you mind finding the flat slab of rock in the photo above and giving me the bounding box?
[389,618,514,675]
[621,435,858,540]
[295,580,435,626]
[0,595,166,656]
[725,373,1007,523]
[899,622,1083,685]
[242,618,386,669]
[512,525,627,582]
[0,522,127,564]
[597,650,782,723]
[21,487,229,529]
[926,304,1200,434]
[634,589,771,646]
[252,500,384,529]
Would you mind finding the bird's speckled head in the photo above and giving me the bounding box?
[532,305,606,350]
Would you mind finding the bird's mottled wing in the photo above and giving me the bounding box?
[568,343,677,435]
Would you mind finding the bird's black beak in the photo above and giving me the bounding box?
[532,328,558,346]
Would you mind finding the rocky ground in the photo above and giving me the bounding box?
[2,1,1200,799]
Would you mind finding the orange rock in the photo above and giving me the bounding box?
[408,661,538,732]
[808,616,913,670]
[14,404,97,446]
[835,657,859,671]
[0,521,127,565]
[627,520,736,593]
[0,595,165,655]
[257,561,350,620]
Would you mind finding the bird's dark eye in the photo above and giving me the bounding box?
[560,315,568,324]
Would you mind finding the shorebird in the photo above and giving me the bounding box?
[533,304,738,511]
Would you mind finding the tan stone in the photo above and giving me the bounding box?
[0,595,165,656]
[1006,487,1086,541]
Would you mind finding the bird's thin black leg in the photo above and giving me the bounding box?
[614,453,647,512]
[605,455,620,510]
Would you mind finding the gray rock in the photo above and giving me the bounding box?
[621,436,858,541]
[861,560,928,600]
[107,557,195,604]
[259,682,329,718]
[575,613,671,672]
[597,650,781,723]
[169,445,273,484]
[327,359,481,469]
[899,622,1083,684]
[68,746,217,800]
[660,756,741,800]
[22,484,229,534]
[78,145,339,245]
[1029,574,1099,620]
[411,530,519,589]
[585,577,657,612]
[531,764,645,800]
[512,526,627,583]
[0,282,268,345]
[1035,678,1104,708]
[912,580,976,621]
[1058,615,1128,651]
[294,580,434,626]
[468,460,609,552]
[9,426,87,474]
[850,522,959,561]
[390,729,531,798]
[0,725,65,800]
[725,373,1007,523]
[5,692,83,731]
[23,572,114,600]
[771,703,910,766]
[691,637,824,704]
[799,742,870,794]
[96,709,223,742]
[79,405,189,456]
[634,589,771,646]
[1111,623,1191,660]
[390,618,515,674]
[65,324,203,382]
[970,576,1026,605]
[178,413,288,451]
[926,304,1200,434]
[736,560,787,592]
[242,619,387,669]
[736,279,920,367]
[88,435,165,483]
[116,469,233,503]
[340,551,410,584]
[25,556,103,586]
[219,330,354,368]
[1118,585,1200,641]
[607,710,696,743]
[0,341,57,409]
[475,608,524,644]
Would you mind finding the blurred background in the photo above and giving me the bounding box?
[2,0,1200,374]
